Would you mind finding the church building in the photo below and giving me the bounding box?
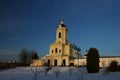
[45,19,81,66]
[30,19,120,67]
[31,19,81,66]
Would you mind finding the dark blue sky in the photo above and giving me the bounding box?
[0,0,120,61]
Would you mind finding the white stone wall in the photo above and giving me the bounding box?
[30,59,44,67]
[74,58,86,66]
[31,57,120,67]
[74,57,120,67]
[99,57,120,67]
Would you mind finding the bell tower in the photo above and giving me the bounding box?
[55,19,68,44]
[47,18,81,66]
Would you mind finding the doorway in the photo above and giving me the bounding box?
[63,59,66,66]
[48,60,50,66]
[54,59,57,66]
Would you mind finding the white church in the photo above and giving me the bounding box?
[31,19,120,67]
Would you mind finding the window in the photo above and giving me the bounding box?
[52,50,54,53]
[59,49,61,53]
[58,41,60,43]
[55,48,58,53]
[58,32,61,38]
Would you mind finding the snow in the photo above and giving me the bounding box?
[0,67,120,80]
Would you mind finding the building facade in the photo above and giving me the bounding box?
[30,19,120,67]
[45,19,81,66]
[31,19,81,66]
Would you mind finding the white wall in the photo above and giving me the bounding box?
[74,57,120,67]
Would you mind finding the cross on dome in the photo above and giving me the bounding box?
[60,17,64,24]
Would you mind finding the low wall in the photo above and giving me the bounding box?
[31,57,120,67]
[30,59,44,67]
[74,57,120,67]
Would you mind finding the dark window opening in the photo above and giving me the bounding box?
[58,41,60,43]
[54,59,57,66]
[62,59,66,66]
[52,50,54,53]
[48,60,50,67]
[70,63,74,66]
[55,48,58,53]
[59,49,61,53]
[58,32,61,38]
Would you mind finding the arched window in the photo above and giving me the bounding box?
[58,32,61,38]
[52,50,54,53]
[62,59,66,66]
[54,59,57,66]
[58,41,60,43]
[48,60,50,66]
[55,48,58,53]
[59,49,61,53]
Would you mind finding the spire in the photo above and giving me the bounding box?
[60,17,64,24]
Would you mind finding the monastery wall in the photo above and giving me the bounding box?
[74,57,120,67]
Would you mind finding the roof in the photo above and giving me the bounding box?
[60,23,66,27]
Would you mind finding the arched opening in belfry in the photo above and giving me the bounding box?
[62,59,66,66]
[55,48,58,53]
[54,59,57,66]
[48,60,50,67]
[58,32,61,38]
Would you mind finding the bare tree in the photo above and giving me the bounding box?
[31,51,39,59]
[77,68,85,80]
[69,67,73,76]
[78,69,84,80]
[30,67,39,80]
[44,67,52,76]
[29,61,50,80]
[19,49,30,66]
[53,67,60,78]
[29,61,44,80]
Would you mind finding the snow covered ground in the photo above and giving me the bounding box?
[0,66,120,80]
